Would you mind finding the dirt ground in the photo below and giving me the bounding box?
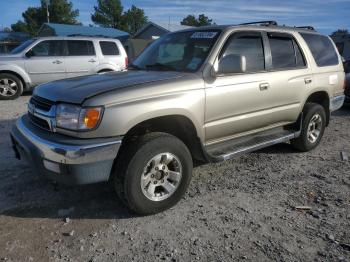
[0,95,349,262]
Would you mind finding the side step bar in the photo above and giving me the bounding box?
[205,128,300,163]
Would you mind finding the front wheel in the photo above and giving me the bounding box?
[113,133,193,215]
[0,73,23,100]
[291,103,326,152]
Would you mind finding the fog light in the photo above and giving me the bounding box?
[43,160,60,173]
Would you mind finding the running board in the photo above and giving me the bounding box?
[205,128,300,162]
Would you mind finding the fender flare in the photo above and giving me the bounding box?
[0,64,31,88]
[96,63,120,73]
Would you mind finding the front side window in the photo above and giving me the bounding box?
[132,30,221,72]
[220,32,265,72]
[100,41,120,55]
[67,40,95,56]
[268,33,306,70]
[300,33,339,67]
[31,40,65,56]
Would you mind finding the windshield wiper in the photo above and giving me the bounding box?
[144,63,176,71]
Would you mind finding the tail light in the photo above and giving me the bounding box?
[125,57,129,68]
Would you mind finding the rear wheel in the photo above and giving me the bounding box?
[113,132,193,215]
[0,73,23,100]
[291,103,326,152]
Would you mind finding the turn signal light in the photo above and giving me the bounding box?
[84,108,101,129]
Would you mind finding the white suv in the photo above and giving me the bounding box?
[0,36,128,100]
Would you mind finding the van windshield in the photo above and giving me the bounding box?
[10,39,36,54]
[131,30,221,72]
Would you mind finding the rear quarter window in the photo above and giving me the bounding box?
[100,41,120,56]
[300,33,339,67]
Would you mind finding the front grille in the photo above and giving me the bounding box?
[30,95,54,112]
[28,112,51,131]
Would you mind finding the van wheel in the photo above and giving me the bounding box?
[291,103,326,152]
[0,73,23,100]
[113,132,193,215]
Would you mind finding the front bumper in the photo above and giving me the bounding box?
[330,94,345,112]
[10,115,122,185]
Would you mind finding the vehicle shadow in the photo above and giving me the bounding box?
[333,103,350,116]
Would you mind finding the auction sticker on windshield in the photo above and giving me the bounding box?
[191,32,218,39]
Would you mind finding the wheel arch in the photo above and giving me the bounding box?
[119,115,207,163]
[304,91,330,125]
[0,70,27,89]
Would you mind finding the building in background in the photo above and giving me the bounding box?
[38,23,129,43]
[126,22,192,61]
[0,32,29,54]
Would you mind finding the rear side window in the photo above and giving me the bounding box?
[300,33,339,67]
[268,33,306,70]
[221,32,265,72]
[67,40,95,56]
[100,41,120,55]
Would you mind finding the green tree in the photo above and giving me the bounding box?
[181,14,213,27]
[91,0,125,29]
[91,0,148,34]
[123,5,148,35]
[11,0,80,36]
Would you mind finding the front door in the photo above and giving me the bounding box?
[25,40,66,85]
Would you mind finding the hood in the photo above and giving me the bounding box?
[34,70,187,104]
[0,53,22,61]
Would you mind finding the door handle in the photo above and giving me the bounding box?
[88,59,97,63]
[53,60,62,64]
[304,78,312,84]
[259,83,269,91]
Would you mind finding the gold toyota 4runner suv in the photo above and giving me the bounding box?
[11,21,345,215]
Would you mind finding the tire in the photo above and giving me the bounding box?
[0,73,23,100]
[291,103,326,152]
[113,132,193,215]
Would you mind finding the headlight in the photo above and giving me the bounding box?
[56,104,103,131]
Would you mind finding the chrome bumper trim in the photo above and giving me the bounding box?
[15,117,121,165]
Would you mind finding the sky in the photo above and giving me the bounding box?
[1,0,350,34]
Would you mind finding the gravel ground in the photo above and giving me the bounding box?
[0,96,349,262]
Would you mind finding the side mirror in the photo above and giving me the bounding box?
[215,54,246,75]
[25,50,34,58]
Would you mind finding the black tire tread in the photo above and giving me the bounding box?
[291,102,326,152]
[113,132,192,215]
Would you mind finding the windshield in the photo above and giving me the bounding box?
[10,39,36,54]
[132,30,221,72]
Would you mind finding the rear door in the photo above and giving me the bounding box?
[24,40,66,85]
[65,40,98,78]
[259,31,313,122]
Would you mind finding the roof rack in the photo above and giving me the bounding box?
[295,26,315,31]
[239,21,278,26]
